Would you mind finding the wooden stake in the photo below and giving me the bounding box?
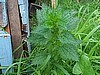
[51,0,56,8]
[7,0,23,58]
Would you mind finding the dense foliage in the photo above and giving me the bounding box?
[29,4,79,74]
[2,0,100,75]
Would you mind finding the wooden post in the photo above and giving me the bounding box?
[7,0,23,58]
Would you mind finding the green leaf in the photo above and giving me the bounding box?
[40,55,51,70]
[66,17,78,30]
[32,25,51,39]
[59,31,79,45]
[58,32,79,61]
[36,4,51,26]
[58,44,79,61]
[73,63,82,74]
[32,53,47,65]
[78,55,95,75]
[73,55,95,75]
[54,64,70,75]
[29,33,48,46]
[51,70,58,75]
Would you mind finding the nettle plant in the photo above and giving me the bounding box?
[29,4,79,74]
